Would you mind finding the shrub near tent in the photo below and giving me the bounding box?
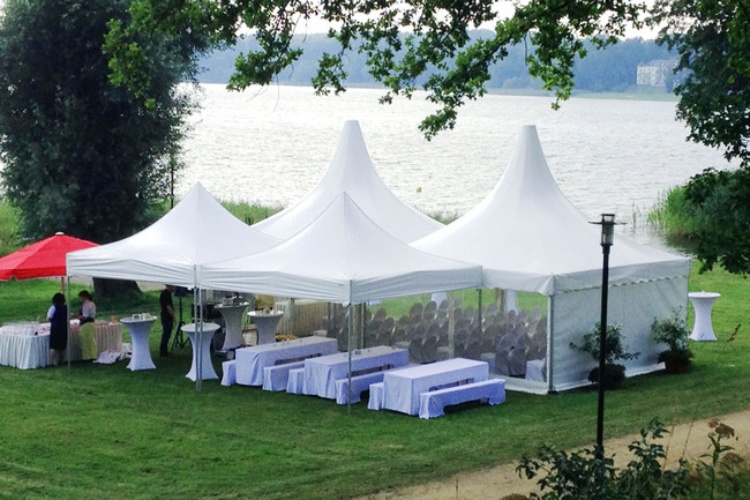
[651,309,693,374]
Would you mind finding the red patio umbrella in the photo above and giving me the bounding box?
[0,232,99,281]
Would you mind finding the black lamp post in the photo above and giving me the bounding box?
[593,213,616,459]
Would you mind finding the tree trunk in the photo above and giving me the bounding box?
[92,278,142,301]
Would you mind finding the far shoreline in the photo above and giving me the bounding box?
[193,80,679,103]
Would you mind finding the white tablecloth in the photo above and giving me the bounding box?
[67,321,122,362]
[0,333,48,369]
[215,302,249,350]
[0,321,123,370]
[182,322,220,381]
[235,336,337,386]
[120,318,157,371]
[688,291,720,341]
[382,358,489,415]
[303,346,409,399]
[248,311,285,344]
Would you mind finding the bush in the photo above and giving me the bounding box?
[651,309,693,373]
[517,418,690,499]
[571,322,639,389]
[517,418,746,500]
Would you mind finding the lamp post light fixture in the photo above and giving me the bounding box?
[591,213,616,460]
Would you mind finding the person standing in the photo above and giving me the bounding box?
[73,290,96,324]
[47,293,68,366]
[159,285,176,357]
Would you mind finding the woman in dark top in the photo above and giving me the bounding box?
[47,293,68,366]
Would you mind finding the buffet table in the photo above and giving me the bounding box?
[0,331,47,369]
[303,346,408,399]
[0,321,123,370]
[234,336,338,386]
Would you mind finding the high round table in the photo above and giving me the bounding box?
[182,322,220,381]
[247,311,285,345]
[215,302,249,351]
[120,317,157,371]
[688,291,720,341]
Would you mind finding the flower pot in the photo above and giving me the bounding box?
[588,364,626,390]
[663,356,691,374]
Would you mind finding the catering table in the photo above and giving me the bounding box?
[66,321,122,362]
[0,321,123,369]
[248,310,285,345]
[303,346,408,399]
[215,302,249,351]
[182,322,220,381]
[235,336,337,386]
[120,316,157,371]
[688,291,720,341]
[0,330,48,369]
[381,358,489,415]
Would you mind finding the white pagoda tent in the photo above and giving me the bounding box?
[414,125,691,392]
[200,192,482,304]
[66,182,280,288]
[252,120,443,243]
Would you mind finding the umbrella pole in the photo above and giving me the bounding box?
[66,277,71,372]
[60,277,65,294]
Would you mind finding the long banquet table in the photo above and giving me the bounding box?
[381,358,489,415]
[234,336,338,386]
[303,345,409,399]
[0,321,123,370]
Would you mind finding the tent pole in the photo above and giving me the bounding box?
[546,296,554,393]
[347,303,353,413]
[448,293,455,357]
[477,289,483,335]
[197,288,203,393]
[193,288,199,392]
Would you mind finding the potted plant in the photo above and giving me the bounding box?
[570,322,640,390]
[651,309,693,374]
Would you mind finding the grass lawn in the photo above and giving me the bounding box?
[0,262,748,499]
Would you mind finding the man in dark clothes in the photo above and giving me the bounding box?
[160,285,176,357]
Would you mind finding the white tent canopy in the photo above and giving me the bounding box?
[414,125,690,295]
[252,120,443,243]
[200,193,482,304]
[66,182,281,287]
[414,125,690,393]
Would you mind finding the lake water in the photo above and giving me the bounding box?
[182,84,730,226]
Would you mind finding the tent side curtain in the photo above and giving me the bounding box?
[549,274,688,392]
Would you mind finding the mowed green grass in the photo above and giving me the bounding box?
[0,262,748,499]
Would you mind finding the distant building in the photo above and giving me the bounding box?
[637,59,678,88]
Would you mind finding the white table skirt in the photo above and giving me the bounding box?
[183,322,220,381]
[248,311,285,345]
[382,358,489,415]
[0,321,123,370]
[235,336,337,386]
[688,291,720,341]
[0,333,48,369]
[120,318,157,371]
[303,346,409,399]
[215,302,249,350]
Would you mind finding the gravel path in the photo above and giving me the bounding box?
[359,409,750,499]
